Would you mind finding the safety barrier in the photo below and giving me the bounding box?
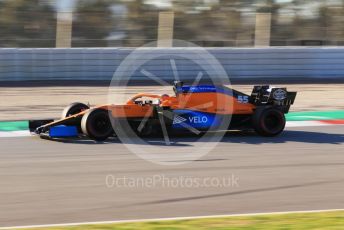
[1,47,344,82]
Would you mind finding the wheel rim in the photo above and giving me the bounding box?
[64,103,89,118]
[93,114,111,134]
[263,111,284,133]
[67,108,84,117]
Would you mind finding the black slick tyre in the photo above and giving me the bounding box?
[62,102,89,119]
[81,108,113,141]
[252,107,286,136]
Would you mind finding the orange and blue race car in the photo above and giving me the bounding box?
[30,81,296,141]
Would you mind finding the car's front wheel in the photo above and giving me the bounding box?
[81,108,113,141]
[62,102,89,119]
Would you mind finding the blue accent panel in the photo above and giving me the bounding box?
[175,85,235,97]
[172,110,222,130]
[49,125,78,137]
[177,85,217,93]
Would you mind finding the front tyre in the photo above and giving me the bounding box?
[81,108,113,141]
[252,107,286,136]
[62,102,89,119]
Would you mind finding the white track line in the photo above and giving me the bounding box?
[0,130,30,137]
[286,121,330,127]
[1,209,343,229]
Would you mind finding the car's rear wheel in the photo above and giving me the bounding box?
[81,108,113,141]
[62,102,89,119]
[252,107,286,136]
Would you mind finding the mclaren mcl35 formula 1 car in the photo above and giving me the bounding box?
[30,82,296,141]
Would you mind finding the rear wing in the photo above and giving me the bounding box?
[250,85,297,113]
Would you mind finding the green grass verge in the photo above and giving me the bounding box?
[285,110,344,121]
[0,121,28,131]
[18,211,344,230]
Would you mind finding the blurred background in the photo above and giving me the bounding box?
[0,0,344,48]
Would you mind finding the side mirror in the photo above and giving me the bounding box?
[173,81,184,88]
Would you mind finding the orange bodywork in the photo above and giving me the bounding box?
[38,87,256,130]
[100,90,256,118]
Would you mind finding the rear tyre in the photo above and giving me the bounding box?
[62,102,89,119]
[81,109,113,141]
[252,107,286,136]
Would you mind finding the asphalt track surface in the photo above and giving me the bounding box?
[0,126,343,228]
